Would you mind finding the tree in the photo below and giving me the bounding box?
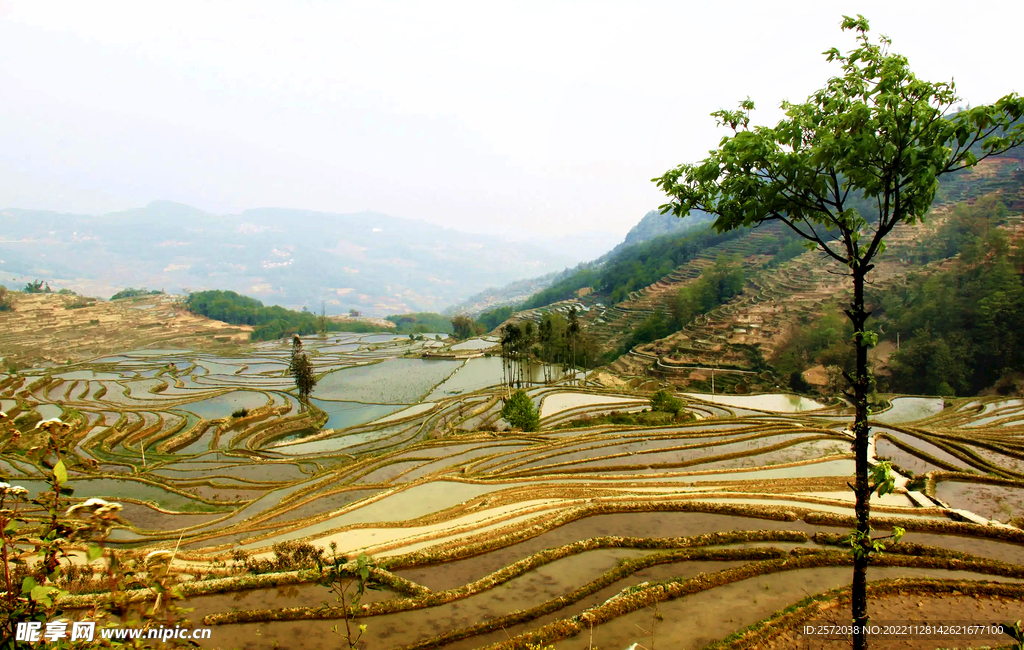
[566,307,580,384]
[501,389,539,431]
[499,322,523,392]
[289,335,317,401]
[450,314,476,340]
[653,16,1024,648]
[649,389,683,417]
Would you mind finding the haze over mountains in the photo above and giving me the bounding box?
[0,201,609,315]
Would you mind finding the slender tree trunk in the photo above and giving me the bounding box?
[850,267,872,650]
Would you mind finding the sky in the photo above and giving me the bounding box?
[1,1,1021,241]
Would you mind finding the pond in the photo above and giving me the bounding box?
[872,396,945,423]
[540,392,644,418]
[307,399,406,430]
[683,392,826,412]
[312,358,462,403]
[182,391,271,420]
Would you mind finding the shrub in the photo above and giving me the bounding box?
[501,389,540,431]
[650,389,683,415]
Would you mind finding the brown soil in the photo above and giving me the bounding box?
[764,593,1024,649]
[0,293,251,367]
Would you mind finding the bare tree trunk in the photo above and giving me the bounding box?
[849,267,872,650]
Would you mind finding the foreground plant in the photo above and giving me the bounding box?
[1,415,194,648]
[316,546,381,650]
[654,15,1023,649]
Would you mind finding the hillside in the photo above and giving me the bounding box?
[500,155,1024,396]
[0,292,251,368]
[444,208,717,316]
[0,201,576,316]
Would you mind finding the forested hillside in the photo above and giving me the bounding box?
[183,290,388,341]
[511,153,1024,398]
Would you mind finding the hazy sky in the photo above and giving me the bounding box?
[1,1,1021,239]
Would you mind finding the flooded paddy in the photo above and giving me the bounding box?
[684,392,827,412]
[4,334,1024,650]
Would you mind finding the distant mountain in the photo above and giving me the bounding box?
[606,209,713,258]
[439,209,711,315]
[0,201,576,315]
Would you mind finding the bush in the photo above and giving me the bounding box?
[232,407,249,418]
[501,389,540,431]
[0,286,13,311]
[650,389,683,415]
[110,287,163,300]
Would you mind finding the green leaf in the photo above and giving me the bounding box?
[53,459,68,486]
[871,461,896,497]
[3,519,19,534]
[30,584,55,606]
[87,544,103,562]
[21,575,38,595]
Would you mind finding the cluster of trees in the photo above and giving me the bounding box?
[0,286,12,312]
[476,305,515,331]
[496,308,600,391]
[22,279,51,293]
[521,226,746,309]
[184,290,387,341]
[110,287,163,300]
[880,227,1024,396]
[771,313,855,391]
[904,195,1010,265]
[773,194,1024,397]
[618,257,747,355]
[385,312,454,335]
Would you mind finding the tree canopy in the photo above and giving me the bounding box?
[501,389,539,432]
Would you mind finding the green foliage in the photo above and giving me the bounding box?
[1001,620,1024,649]
[881,237,1024,395]
[870,461,897,497]
[600,228,743,303]
[772,313,855,379]
[555,409,692,429]
[315,548,381,650]
[616,257,747,355]
[0,286,12,312]
[1,416,194,647]
[289,336,318,401]
[844,525,904,560]
[909,195,1009,264]
[22,280,50,294]
[477,305,515,331]
[110,287,163,300]
[654,15,1022,639]
[450,314,477,340]
[671,256,746,326]
[385,312,454,335]
[184,290,389,340]
[649,389,683,415]
[521,266,600,310]
[501,389,540,431]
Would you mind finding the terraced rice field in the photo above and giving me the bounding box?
[3,336,1024,649]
